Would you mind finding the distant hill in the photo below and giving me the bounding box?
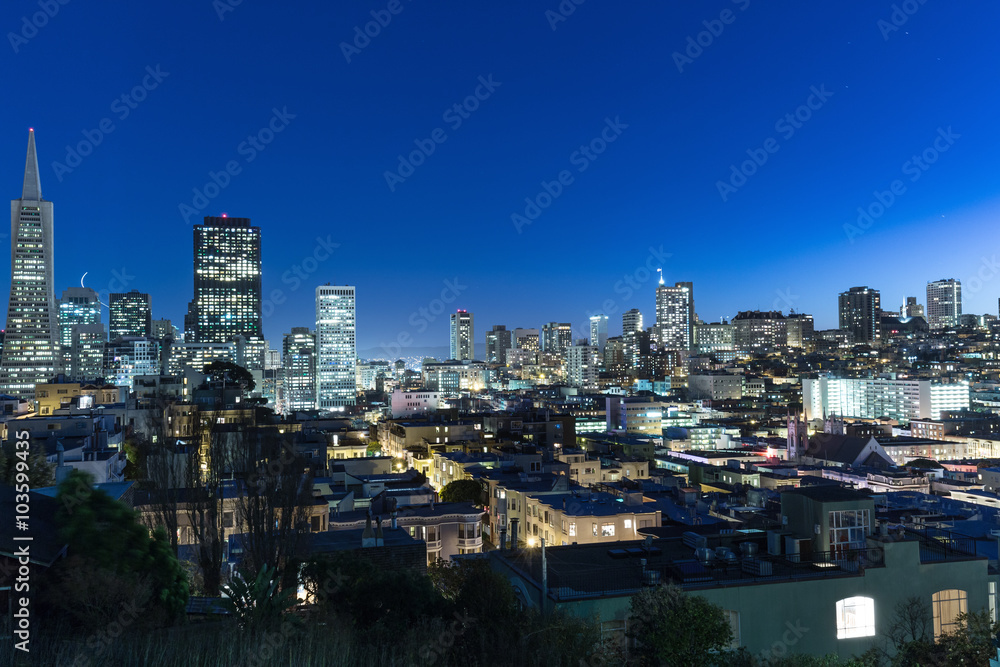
[358,345,451,361]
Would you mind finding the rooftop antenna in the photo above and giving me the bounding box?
[657,268,664,286]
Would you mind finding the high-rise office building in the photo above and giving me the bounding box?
[0,130,58,399]
[283,327,316,413]
[622,309,643,367]
[733,311,787,354]
[189,216,262,344]
[71,323,106,381]
[589,314,608,353]
[513,328,539,351]
[449,310,474,361]
[540,322,572,354]
[58,287,101,374]
[655,278,692,352]
[109,290,152,339]
[316,285,356,411]
[151,318,177,341]
[926,279,962,330]
[838,286,881,343]
[485,325,513,364]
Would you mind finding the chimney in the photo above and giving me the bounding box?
[509,518,519,549]
[391,510,397,530]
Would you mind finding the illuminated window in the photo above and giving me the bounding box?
[601,523,615,537]
[836,597,875,639]
[723,610,741,648]
[932,589,967,640]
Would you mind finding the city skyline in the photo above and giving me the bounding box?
[4,2,1000,352]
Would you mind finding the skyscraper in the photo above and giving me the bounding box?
[485,325,512,364]
[109,290,152,339]
[449,310,474,360]
[838,286,881,343]
[622,308,643,367]
[904,296,925,319]
[316,285,356,411]
[0,130,58,399]
[283,327,316,413]
[58,287,102,374]
[655,277,692,352]
[190,216,262,344]
[926,279,962,330]
[540,322,572,354]
[589,314,608,353]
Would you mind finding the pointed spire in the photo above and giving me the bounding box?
[657,268,664,286]
[22,129,41,201]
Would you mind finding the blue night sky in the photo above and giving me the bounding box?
[3,0,1000,354]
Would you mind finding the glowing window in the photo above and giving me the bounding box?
[836,597,875,639]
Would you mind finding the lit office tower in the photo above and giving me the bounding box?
[190,216,262,344]
[450,310,474,360]
[513,328,539,351]
[485,325,513,364]
[0,130,58,399]
[589,314,608,353]
[926,279,962,330]
[58,287,101,372]
[838,286,881,343]
[540,322,572,354]
[109,290,152,339]
[622,308,642,366]
[315,285,356,411]
[283,327,316,413]
[655,277,692,352]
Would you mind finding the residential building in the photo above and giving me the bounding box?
[802,376,971,423]
[485,325,513,364]
[514,328,540,352]
[390,389,442,419]
[606,396,662,434]
[688,372,743,401]
[732,311,787,355]
[786,313,814,349]
[449,310,474,361]
[655,279,691,352]
[926,279,962,330]
[565,344,599,389]
[589,314,608,353]
[839,286,880,343]
[540,322,573,354]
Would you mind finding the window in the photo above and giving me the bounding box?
[932,589,967,641]
[624,519,632,530]
[990,582,997,624]
[723,610,741,649]
[569,522,576,537]
[836,597,875,639]
[829,509,870,558]
[601,523,615,537]
[592,523,598,536]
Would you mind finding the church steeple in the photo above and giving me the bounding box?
[21,129,41,201]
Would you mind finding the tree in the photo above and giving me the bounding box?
[203,360,256,393]
[222,563,299,633]
[627,584,733,667]
[46,470,188,629]
[439,479,484,505]
[0,438,54,487]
